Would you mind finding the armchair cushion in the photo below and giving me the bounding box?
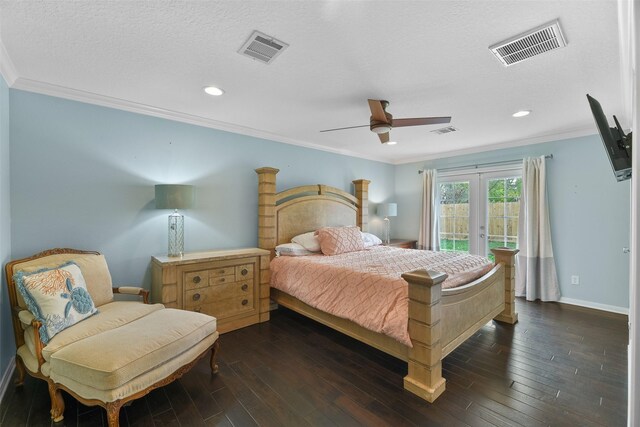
[15,262,97,344]
[49,308,217,391]
[41,301,164,361]
[13,253,114,307]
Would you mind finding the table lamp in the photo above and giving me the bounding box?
[155,184,195,257]
[378,203,397,245]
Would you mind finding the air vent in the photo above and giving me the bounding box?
[431,126,458,135]
[238,31,289,64]
[489,20,567,67]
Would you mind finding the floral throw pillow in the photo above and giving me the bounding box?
[15,262,97,344]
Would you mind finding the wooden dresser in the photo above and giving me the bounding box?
[151,248,271,333]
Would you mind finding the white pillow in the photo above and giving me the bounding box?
[291,231,321,252]
[275,243,315,257]
[362,232,383,247]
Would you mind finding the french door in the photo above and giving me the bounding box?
[438,168,522,261]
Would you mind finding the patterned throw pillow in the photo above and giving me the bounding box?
[315,226,365,255]
[14,262,97,344]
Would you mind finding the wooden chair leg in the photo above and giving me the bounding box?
[106,401,122,427]
[47,382,65,422]
[210,339,220,374]
[14,357,26,386]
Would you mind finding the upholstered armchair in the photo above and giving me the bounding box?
[5,248,220,427]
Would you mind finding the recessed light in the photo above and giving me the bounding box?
[203,86,224,96]
[512,110,531,118]
[386,141,397,145]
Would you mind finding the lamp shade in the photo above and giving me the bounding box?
[377,203,397,217]
[155,185,195,209]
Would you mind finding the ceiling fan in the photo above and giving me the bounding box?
[320,99,452,144]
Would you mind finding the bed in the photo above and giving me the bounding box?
[255,167,518,402]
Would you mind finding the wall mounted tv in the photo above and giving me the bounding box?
[586,94,632,182]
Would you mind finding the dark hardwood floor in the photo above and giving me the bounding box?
[0,299,628,426]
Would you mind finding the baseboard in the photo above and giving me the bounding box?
[559,297,629,315]
[0,357,15,404]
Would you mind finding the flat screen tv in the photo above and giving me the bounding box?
[586,94,632,182]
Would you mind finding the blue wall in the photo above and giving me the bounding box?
[0,76,12,382]
[394,136,631,310]
[9,90,395,288]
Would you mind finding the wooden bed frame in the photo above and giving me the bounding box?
[256,167,518,402]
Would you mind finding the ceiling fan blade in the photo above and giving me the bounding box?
[378,132,390,144]
[320,124,370,132]
[368,99,389,123]
[392,117,451,127]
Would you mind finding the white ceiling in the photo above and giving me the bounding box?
[0,1,626,164]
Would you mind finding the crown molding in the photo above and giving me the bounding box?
[0,38,17,86]
[9,77,392,164]
[392,127,596,165]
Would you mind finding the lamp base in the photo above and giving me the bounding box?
[168,210,184,257]
[384,217,391,245]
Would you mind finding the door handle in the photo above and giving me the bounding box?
[480,234,485,238]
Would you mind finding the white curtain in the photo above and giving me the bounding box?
[418,169,440,251]
[516,156,561,301]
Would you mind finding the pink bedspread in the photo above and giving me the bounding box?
[270,246,494,346]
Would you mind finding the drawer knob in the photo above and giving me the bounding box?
[241,268,248,276]
[193,293,201,301]
[193,275,201,284]
[242,299,248,306]
[220,278,225,282]
[241,284,248,291]
[220,269,226,274]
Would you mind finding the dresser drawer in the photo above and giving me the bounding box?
[208,274,235,286]
[183,270,209,291]
[191,294,255,318]
[235,264,254,280]
[184,281,253,308]
[209,266,234,278]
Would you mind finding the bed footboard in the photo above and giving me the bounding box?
[401,269,448,403]
[400,248,518,403]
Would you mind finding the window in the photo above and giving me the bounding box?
[438,168,522,262]
[484,175,521,261]
[439,181,472,252]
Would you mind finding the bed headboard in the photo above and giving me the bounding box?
[256,167,370,256]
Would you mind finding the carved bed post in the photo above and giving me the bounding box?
[401,269,448,402]
[491,247,519,324]
[352,179,370,232]
[255,167,280,257]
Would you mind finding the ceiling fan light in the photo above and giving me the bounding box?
[371,123,392,134]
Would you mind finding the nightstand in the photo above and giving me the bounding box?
[384,239,417,249]
[151,248,270,333]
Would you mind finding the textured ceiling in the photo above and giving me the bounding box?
[0,1,625,164]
